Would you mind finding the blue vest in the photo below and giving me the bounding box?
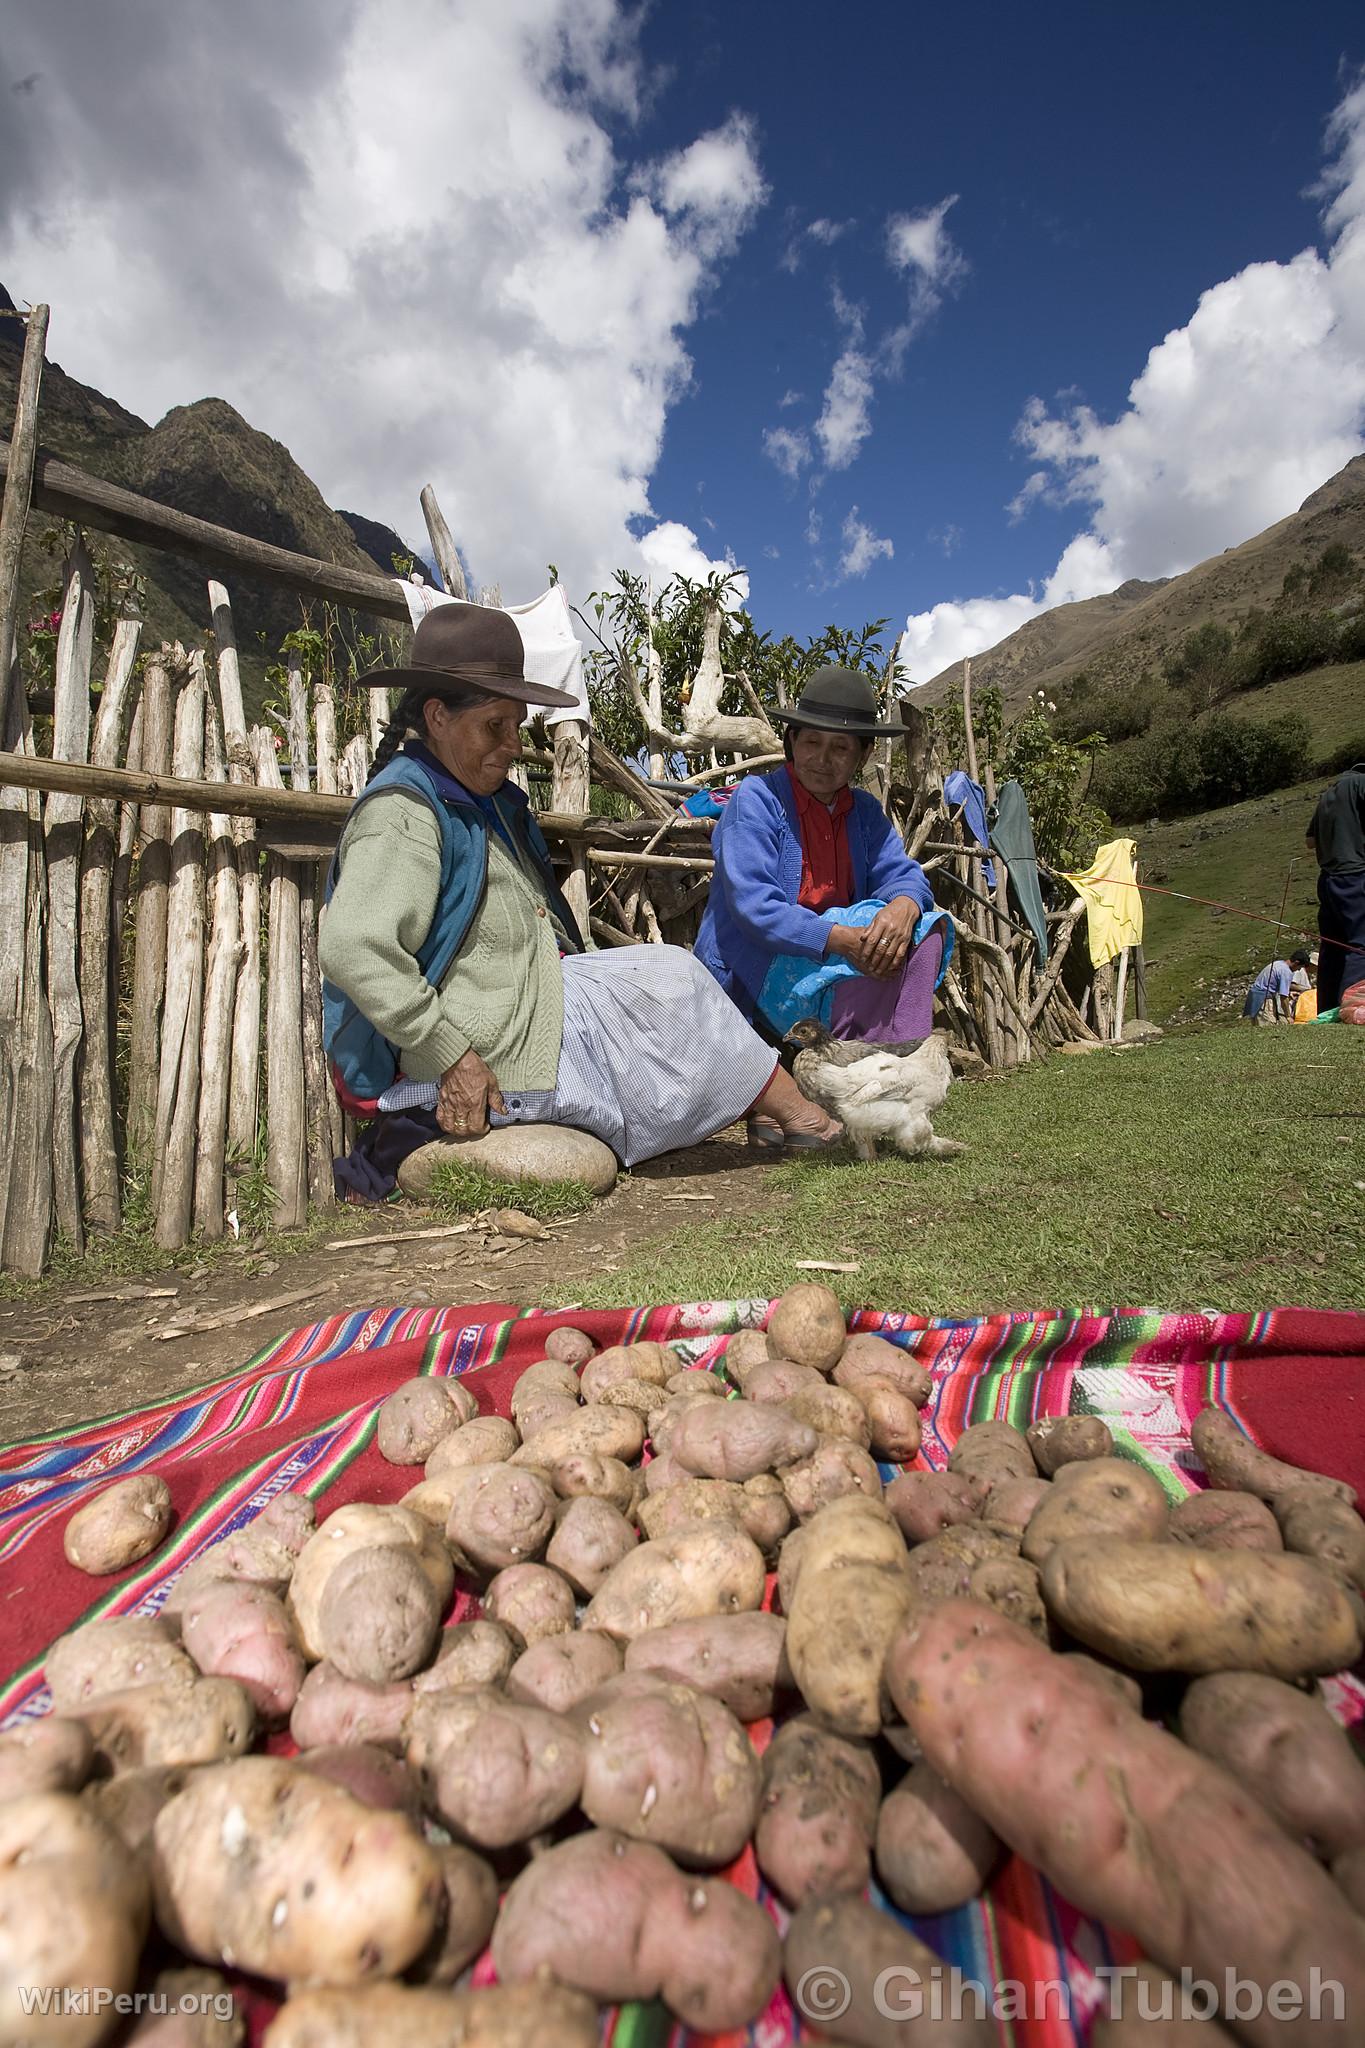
[321,750,582,1099]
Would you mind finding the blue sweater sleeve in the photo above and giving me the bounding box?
[860,797,936,911]
[715,779,833,961]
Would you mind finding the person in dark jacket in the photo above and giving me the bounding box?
[1307,761,1365,1010]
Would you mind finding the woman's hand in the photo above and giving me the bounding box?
[826,900,918,979]
[436,1050,505,1136]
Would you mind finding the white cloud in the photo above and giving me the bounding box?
[807,217,851,246]
[815,343,876,469]
[777,387,803,409]
[886,194,967,337]
[762,425,812,478]
[0,0,765,609]
[901,76,1365,683]
[637,520,749,603]
[761,543,780,559]
[838,509,894,579]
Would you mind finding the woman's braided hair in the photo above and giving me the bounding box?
[364,680,486,784]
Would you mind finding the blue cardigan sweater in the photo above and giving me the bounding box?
[694,767,935,1018]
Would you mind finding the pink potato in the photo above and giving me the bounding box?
[580,1342,671,1403]
[404,1841,500,1987]
[317,1545,443,1685]
[779,1440,883,1521]
[875,1760,1000,1913]
[407,1687,584,1850]
[1190,1405,1356,1506]
[624,1611,792,1722]
[375,1376,478,1466]
[655,1399,817,1483]
[1169,1489,1283,1553]
[162,1492,317,1611]
[577,1676,760,1867]
[506,1631,624,1713]
[742,1359,826,1404]
[45,1616,195,1711]
[1177,1671,1365,1862]
[180,1581,306,1726]
[0,1716,95,1802]
[545,1494,638,1596]
[480,1562,576,1647]
[832,1332,932,1406]
[754,1714,881,1905]
[443,1463,556,1576]
[289,1663,413,1752]
[413,1619,517,1695]
[295,1744,422,1819]
[544,1325,596,1366]
[886,1601,1365,2048]
[583,1522,766,1641]
[884,1470,984,1543]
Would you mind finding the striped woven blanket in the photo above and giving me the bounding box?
[3,1298,1364,2047]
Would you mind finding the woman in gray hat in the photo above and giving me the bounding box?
[694,666,945,1147]
[319,603,842,1200]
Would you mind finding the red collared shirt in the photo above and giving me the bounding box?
[788,768,854,913]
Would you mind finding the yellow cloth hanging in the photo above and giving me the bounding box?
[1061,837,1143,966]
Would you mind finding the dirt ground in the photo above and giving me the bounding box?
[0,1130,777,1443]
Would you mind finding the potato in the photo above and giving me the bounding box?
[784,1892,995,2047]
[77,1677,256,1775]
[1020,1457,1170,1566]
[782,1382,872,1449]
[376,1376,477,1466]
[1061,1650,1145,1712]
[404,1843,500,1986]
[1024,1412,1113,1476]
[407,1687,583,1848]
[947,1419,1035,1485]
[0,1794,150,2048]
[444,1463,556,1576]
[180,1581,304,1726]
[583,1521,765,1640]
[852,1381,923,1462]
[765,1283,846,1374]
[162,1494,316,1612]
[493,1828,780,2031]
[316,1546,441,1685]
[978,1473,1050,1538]
[82,1765,200,1861]
[1041,1537,1364,1678]
[510,1358,581,1413]
[46,1616,194,1711]
[580,1341,670,1402]
[743,1358,826,1403]
[506,1630,623,1713]
[544,1324,596,1366]
[904,1522,1013,1601]
[887,1602,1365,2048]
[153,1757,442,1984]
[295,1745,421,1818]
[0,1715,94,1802]
[122,1965,242,2047]
[423,1415,519,1484]
[1275,1490,1365,1594]
[265,1982,597,2048]
[577,1674,759,1865]
[288,1505,453,1662]
[413,1619,517,1695]
[740,1472,794,1555]
[1177,1670,1365,1860]
[64,1472,172,1575]
[601,1378,673,1423]
[832,1331,932,1406]
[396,1480,455,1529]
[542,1450,636,1515]
[785,1495,912,1737]
[665,1367,726,1398]
[508,1406,644,1468]
[625,1611,792,1722]
[754,1714,880,1905]
[967,1554,1048,1637]
[289,1663,413,1751]
[885,1470,983,1542]
[511,1391,579,1439]
[876,1760,1000,1913]
[545,1494,637,1596]
[481,1561,576,1646]
[777,1520,809,1613]
[1334,1845,1365,1914]
[1191,1405,1356,1506]
[1090,1958,1239,2044]
[721,1326,771,1385]
[637,1475,745,1538]
[1169,1488,1284,1554]
[656,1398,817,1482]
[780,1439,883,1521]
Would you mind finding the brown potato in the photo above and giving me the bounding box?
[423,1415,519,1485]
[83,1765,201,1863]
[481,1561,576,1646]
[766,1283,846,1374]
[1042,1538,1365,1678]
[968,1554,1048,1638]
[740,1472,794,1555]
[905,1523,1013,1602]
[777,1520,809,1614]
[1178,1671,1365,1860]
[1169,1488,1283,1553]
[396,1480,456,1529]
[876,1760,1001,1913]
[265,1982,597,2048]
[784,1891,995,2047]
[785,1495,912,1737]
[121,1965,242,2047]
[510,1358,581,1412]
[289,1663,414,1752]
[1334,1845,1365,1914]
[508,1405,645,1468]
[162,1494,316,1612]
[578,1676,760,1866]
[1090,1958,1239,2044]
[506,1630,623,1713]
[544,1325,596,1366]
[180,1581,306,1725]
[444,1463,556,1576]
[546,1494,637,1596]
[1020,1457,1169,1566]
[1027,1412,1114,1476]
[657,1399,818,1482]
[665,1367,727,1399]
[755,1714,881,1905]
[833,1331,933,1405]
[854,1381,923,1463]
[721,1327,771,1386]
[542,1450,636,1515]
[624,1611,792,1722]
[46,1616,195,1712]
[153,1757,442,1984]
[584,1521,766,1641]
[780,1440,883,1521]
[294,1745,421,1818]
[288,1505,453,1662]
[978,1473,1050,1538]
[597,1378,668,1421]
[782,1382,872,1449]
[947,1419,1035,1485]
[407,1687,583,1848]
[580,1341,670,1402]
[0,1794,150,2048]
[318,1547,442,1685]
[403,1842,500,1987]
[1275,1491,1365,1594]
[413,1619,517,1695]
[0,1715,94,1802]
[75,1677,256,1774]
[885,1470,984,1543]
[375,1376,478,1466]
[744,1358,826,1403]
[506,1390,578,1440]
[1191,1406,1356,1506]
[63,1473,173,1576]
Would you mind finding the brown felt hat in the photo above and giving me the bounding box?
[358,601,578,709]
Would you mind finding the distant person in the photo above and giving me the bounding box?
[1242,948,1313,1023]
[1307,760,1365,1010]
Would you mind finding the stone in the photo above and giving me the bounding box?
[398,1124,617,1200]
[1121,1018,1164,1043]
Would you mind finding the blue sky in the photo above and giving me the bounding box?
[3,0,1364,681]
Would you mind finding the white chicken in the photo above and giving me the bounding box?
[785,1020,967,1163]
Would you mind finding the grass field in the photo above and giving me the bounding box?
[563,1029,1364,1317]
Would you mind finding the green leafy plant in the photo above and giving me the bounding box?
[427,1160,594,1224]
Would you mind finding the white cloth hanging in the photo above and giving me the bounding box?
[392,578,590,729]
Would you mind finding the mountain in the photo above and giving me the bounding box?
[921,455,1365,709]
[0,285,423,703]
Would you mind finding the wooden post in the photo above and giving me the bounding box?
[44,537,96,1251]
[367,686,391,757]
[110,695,143,999]
[341,733,371,795]
[152,652,206,1247]
[0,668,54,1275]
[419,484,468,600]
[1132,944,1148,1022]
[127,653,174,1158]
[78,611,142,1231]
[312,677,343,1162]
[552,719,592,943]
[961,656,980,785]
[210,582,261,1163]
[255,727,307,1230]
[287,651,335,1209]
[0,302,49,738]
[1113,947,1129,1043]
[193,702,242,1239]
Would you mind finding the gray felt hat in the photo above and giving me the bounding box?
[774,665,905,739]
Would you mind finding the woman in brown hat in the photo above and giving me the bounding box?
[319,602,842,1200]
[695,665,946,1147]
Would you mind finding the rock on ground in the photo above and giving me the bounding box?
[398,1125,618,1198]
